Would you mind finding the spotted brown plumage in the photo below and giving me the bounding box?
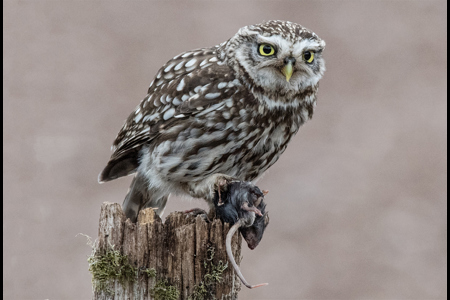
[99,20,326,221]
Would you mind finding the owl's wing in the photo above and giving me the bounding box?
[99,48,240,182]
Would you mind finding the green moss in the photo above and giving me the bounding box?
[80,234,188,299]
[150,279,180,300]
[88,247,137,295]
[142,267,157,278]
[81,234,158,295]
[189,282,208,300]
[189,246,228,300]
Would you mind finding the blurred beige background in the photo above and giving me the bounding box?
[3,1,447,299]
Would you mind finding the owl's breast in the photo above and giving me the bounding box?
[146,92,311,183]
[237,114,298,180]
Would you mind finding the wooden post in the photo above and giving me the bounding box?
[90,202,242,300]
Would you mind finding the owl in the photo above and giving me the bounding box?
[99,20,326,222]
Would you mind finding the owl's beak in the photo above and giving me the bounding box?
[281,57,296,82]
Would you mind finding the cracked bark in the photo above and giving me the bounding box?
[92,202,242,300]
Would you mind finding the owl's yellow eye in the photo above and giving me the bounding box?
[303,51,314,63]
[258,44,276,56]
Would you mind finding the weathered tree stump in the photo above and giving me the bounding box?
[91,202,242,300]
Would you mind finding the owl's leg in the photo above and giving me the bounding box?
[183,173,237,204]
[122,173,169,222]
[141,194,169,217]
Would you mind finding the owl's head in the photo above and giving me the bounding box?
[222,20,326,96]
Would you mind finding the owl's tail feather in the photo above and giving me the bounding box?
[122,174,168,222]
[98,150,140,183]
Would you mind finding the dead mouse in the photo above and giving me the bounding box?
[213,181,269,289]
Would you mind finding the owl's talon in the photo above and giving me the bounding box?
[218,178,228,187]
[215,176,234,206]
[217,188,224,206]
